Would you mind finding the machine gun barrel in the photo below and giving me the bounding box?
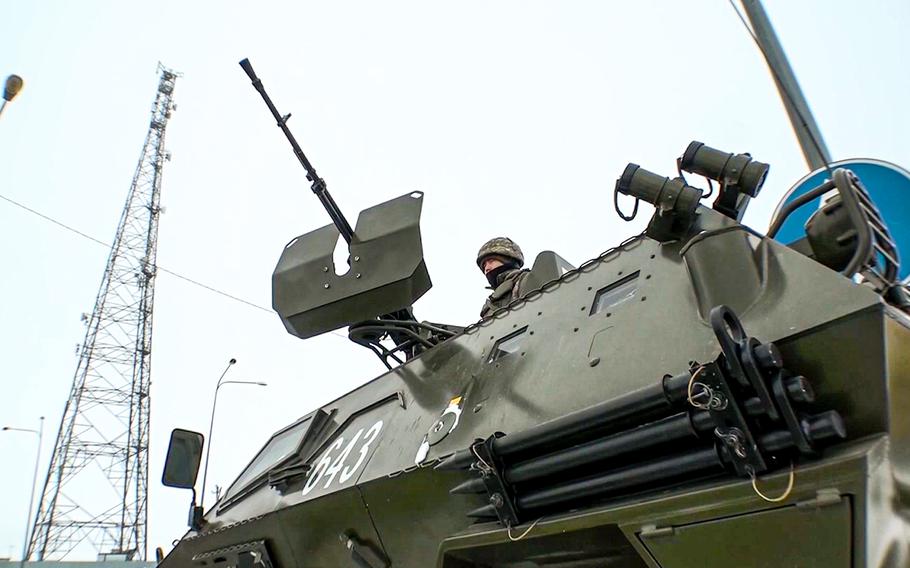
[239,58,356,244]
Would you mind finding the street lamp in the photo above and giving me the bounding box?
[199,358,266,509]
[2,416,44,568]
[0,74,24,118]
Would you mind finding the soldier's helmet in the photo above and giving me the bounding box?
[476,237,524,270]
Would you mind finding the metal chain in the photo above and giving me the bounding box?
[465,233,647,334]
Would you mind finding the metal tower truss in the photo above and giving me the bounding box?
[28,65,179,561]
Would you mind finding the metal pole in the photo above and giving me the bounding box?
[23,418,43,567]
[200,359,235,509]
[2,416,44,568]
[199,360,267,510]
[739,0,832,170]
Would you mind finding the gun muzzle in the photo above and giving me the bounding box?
[239,58,259,82]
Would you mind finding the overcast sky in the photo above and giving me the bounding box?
[1,0,908,561]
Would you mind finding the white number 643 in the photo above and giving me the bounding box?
[302,420,383,495]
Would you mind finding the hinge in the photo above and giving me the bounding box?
[796,488,842,508]
[640,524,675,538]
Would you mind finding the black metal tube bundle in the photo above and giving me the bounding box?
[459,412,844,519]
[443,306,847,526]
[438,371,693,473]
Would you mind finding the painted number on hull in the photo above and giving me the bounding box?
[302,420,383,495]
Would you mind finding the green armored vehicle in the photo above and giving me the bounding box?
[157,55,910,567]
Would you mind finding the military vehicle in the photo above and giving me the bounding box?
[155,48,910,567]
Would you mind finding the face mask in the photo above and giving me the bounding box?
[486,263,517,288]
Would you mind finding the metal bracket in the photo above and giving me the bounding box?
[771,371,816,456]
[639,524,675,539]
[341,532,389,568]
[698,362,768,477]
[796,488,842,509]
[710,306,780,421]
[473,435,522,527]
[338,531,391,568]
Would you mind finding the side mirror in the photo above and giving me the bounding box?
[162,428,204,489]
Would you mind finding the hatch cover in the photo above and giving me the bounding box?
[639,498,851,568]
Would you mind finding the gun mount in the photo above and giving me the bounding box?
[240,58,444,353]
[273,191,431,339]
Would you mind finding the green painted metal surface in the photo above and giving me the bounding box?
[159,150,910,567]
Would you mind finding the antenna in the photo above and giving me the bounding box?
[730,0,833,173]
[28,65,179,561]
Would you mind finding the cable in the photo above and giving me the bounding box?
[0,193,112,249]
[0,190,274,313]
[750,463,795,502]
[0,190,348,339]
[508,517,542,542]
[155,266,272,313]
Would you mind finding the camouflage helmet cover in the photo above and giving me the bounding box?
[476,237,524,269]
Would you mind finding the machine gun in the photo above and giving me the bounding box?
[239,59,457,366]
[239,58,355,245]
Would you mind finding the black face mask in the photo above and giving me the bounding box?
[486,262,519,288]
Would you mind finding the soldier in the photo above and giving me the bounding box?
[477,237,532,317]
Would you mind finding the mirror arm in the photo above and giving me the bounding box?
[187,487,204,531]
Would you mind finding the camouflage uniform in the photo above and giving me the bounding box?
[477,237,532,317]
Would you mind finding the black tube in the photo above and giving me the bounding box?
[466,412,845,519]
[520,414,846,513]
[516,410,846,512]
[518,446,723,512]
[439,379,683,471]
[452,411,710,496]
[507,412,701,485]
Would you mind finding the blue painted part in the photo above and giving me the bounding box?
[771,159,910,280]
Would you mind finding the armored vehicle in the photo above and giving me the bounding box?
[156,55,910,568]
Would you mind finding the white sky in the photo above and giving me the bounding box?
[1,0,908,561]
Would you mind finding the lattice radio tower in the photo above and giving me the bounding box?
[28,65,179,561]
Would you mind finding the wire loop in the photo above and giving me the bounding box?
[750,463,796,503]
[614,187,639,221]
[507,517,542,542]
[687,365,726,410]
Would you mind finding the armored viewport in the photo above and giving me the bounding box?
[273,191,431,339]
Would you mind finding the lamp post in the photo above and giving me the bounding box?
[0,74,24,118]
[2,416,44,568]
[199,358,266,508]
